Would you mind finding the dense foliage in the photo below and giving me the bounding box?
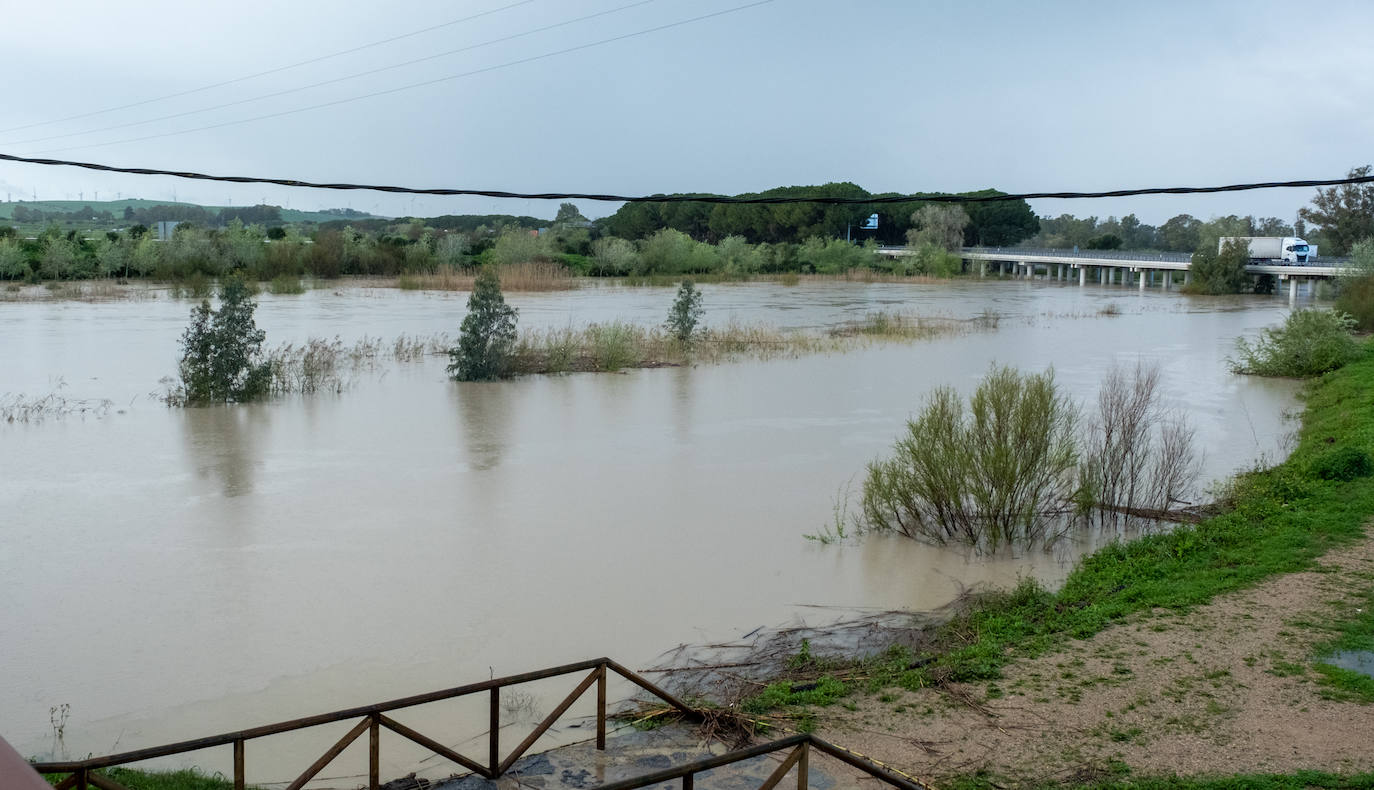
[1183,237,1251,294]
[1231,309,1362,377]
[177,277,270,404]
[601,183,1038,247]
[448,266,518,381]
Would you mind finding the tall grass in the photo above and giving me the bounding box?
[2,389,113,423]
[262,334,448,394]
[396,262,575,292]
[504,311,985,375]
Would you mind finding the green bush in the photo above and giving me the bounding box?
[664,280,704,342]
[177,276,271,404]
[1311,446,1374,482]
[911,242,963,277]
[860,365,1079,550]
[588,322,639,371]
[1231,309,1362,377]
[1335,275,1374,331]
[1184,237,1250,294]
[448,266,518,381]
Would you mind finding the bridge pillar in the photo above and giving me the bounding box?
[1079,266,1086,286]
[1162,271,1171,291]
[1289,277,1299,306]
[1183,270,1192,286]
[1139,269,1146,291]
[979,261,986,278]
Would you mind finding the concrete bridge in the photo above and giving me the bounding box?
[877,246,1353,304]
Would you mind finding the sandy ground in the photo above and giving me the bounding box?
[813,529,1374,786]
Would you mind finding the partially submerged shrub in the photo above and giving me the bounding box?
[860,365,1080,550]
[859,362,1202,549]
[448,266,518,381]
[1231,309,1361,377]
[176,276,271,404]
[1079,363,1201,525]
[664,279,704,343]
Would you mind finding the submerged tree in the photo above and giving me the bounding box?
[449,265,518,381]
[177,276,271,404]
[664,279,705,343]
[1184,237,1250,294]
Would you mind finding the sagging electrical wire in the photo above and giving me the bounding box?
[1,151,1369,205]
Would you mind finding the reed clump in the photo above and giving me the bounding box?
[396,262,576,292]
[504,310,981,375]
[2,389,113,423]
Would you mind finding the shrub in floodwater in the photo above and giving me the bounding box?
[664,279,704,343]
[448,265,518,381]
[1231,309,1362,378]
[588,322,640,371]
[1078,363,1201,526]
[177,275,271,404]
[860,365,1080,550]
[1311,446,1374,482]
[267,274,305,295]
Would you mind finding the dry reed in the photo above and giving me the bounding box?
[395,262,577,292]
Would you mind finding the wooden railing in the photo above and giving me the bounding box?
[30,657,693,790]
[594,733,931,790]
[28,657,933,790]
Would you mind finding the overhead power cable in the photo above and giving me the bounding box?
[2,151,1370,204]
[0,0,535,135]
[2,0,660,148]
[28,0,773,156]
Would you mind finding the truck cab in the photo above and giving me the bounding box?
[1283,237,1314,264]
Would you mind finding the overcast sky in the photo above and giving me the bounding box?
[2,0,1371,225]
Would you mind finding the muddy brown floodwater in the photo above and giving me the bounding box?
[0,279,1303,784]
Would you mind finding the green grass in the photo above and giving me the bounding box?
[45,767,254,790]
[1311,585,1374,702]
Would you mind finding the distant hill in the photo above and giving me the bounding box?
[0,198,381,225]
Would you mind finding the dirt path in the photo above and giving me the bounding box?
[814,529,1374,786]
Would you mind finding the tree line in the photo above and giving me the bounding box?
[600,182,1039,247]
[1025,165,1374,257]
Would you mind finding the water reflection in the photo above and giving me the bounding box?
[179,404,269,497]
[455,380,514,471]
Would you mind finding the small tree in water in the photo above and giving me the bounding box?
[178,275,271,404]
[449,265,518,381]
[665,279,704,343]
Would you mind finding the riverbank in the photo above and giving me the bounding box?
[733,349,1374,787]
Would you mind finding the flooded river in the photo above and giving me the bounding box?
[0,279,1302,782]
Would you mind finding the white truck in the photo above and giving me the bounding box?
[1217,236,1317,264]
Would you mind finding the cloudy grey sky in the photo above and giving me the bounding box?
[2,0,1371,225]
